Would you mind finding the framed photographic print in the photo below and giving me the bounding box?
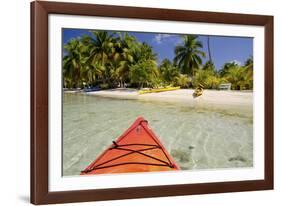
[30,1,274,204]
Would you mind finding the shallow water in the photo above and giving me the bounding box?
[63,93,253,176]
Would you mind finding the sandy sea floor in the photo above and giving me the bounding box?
[63,89,253,176]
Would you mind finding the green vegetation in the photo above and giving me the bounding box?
[174,35,205,75]
[63,31,253,90]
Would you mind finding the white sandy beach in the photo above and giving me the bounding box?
[82,88,253,112]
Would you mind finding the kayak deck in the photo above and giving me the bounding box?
[81,117,179,175]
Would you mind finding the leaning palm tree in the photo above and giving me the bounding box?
[174,35,205,75]
[207,36,213,63]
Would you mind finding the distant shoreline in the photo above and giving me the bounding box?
[64,88,253,115]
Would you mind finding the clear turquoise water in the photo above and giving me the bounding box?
[63,93,253,176]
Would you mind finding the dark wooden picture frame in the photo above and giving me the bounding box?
[31,1,274,204]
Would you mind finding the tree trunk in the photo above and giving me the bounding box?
[207,36,213,63]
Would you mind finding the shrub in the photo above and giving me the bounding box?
[99,83,109,89]
[192,69,223,89]
[174,74,190,88]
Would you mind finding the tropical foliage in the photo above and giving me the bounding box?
[223,59,253,90]
[63,31,253,90]
[174,35,205,75]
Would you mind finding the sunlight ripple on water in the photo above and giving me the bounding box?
[63,94,253,176]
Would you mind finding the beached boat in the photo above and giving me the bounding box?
[138,86,180,94]
[81,117,180,175]
[83,86,101,92]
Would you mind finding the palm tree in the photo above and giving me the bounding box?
[159,59,180,85]
[219,58,253,90]
[139,43,157,61]
[114,32,137,87]
[225,66,246,90]
[78,35,104,86]
[84,31,115,84]
[174,35,205,75]
[129,60,159,88]
[129,43,158,88]
[81,62,104,87]
[202,60,215,71]
[244,56,253,67]
[63,39,86,88]
[193,68,222,89]
[243,56,253,89]
[174,74,190,88]
[89,31,114,64]
[219,61,240,76]
[207,36,213,63]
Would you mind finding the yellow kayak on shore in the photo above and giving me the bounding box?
[139,87,180,94]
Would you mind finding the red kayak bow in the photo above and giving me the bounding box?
[81,116,180,175]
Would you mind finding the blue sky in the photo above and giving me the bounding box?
[63,29,253,70]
